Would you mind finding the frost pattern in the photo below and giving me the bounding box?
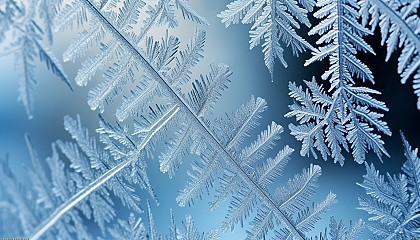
[218,0,316,78]
[0,0,71,118]
[286,0,391,165]
[107,201,219,240]
[37,0,338,239]
[358,0,420,110]
[169,99,337,240]
[358,132,420,240]
[0,109,175,239]
[0,119,216,240]
[311,217,364,240]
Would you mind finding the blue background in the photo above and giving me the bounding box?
[1,0,420,239]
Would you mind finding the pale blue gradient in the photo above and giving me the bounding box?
[1,0,420,239]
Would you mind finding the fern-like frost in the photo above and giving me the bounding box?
[358,0,420,109]
[286,0,391,165]
[358,132,420,240]
[0,0,71,118]
[218,0,316,79]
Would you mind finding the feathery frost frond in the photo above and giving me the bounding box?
[286,0,391,165]
[358,0,420,109]
[0,0,70,118]
[169,99,336,240]
[358,132,420,240]
[218,0,316,79]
